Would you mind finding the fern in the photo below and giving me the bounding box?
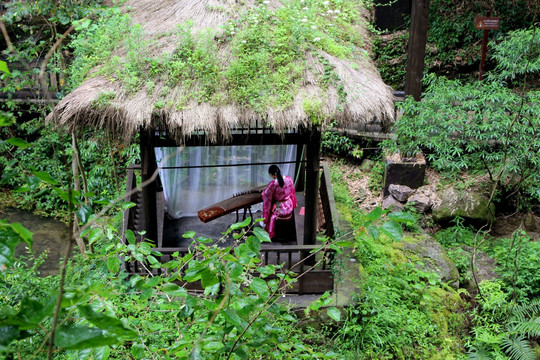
[467,346,494,360]
[501,334,536,360]
[509,299,540,323]
[511,318,540,339]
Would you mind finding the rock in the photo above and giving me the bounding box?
[432,187,495,225]
[360,159,374,173]
[418,185,439,202]
[460,246,499,296]
[355,187,368,203]
[382,195,404,211]
[408,193,431,213]
[524,213,539,232]
[389,184,415,202]
[407,185,438,213]
[402,234,460,288]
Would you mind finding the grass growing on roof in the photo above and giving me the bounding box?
[68,0,372,117]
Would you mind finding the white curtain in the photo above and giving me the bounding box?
[155,145,297,218]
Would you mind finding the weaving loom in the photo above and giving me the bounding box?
[197,185,267,223]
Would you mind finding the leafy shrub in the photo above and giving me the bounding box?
[0,217,338,359]
[0,118,138,217]
[467,281,540,360]
[383,74,540,204]
[373,31,408,89]
[489,28,540,84]
[426,0,537,77]
[489,230,540,302]
[322,129,363,159]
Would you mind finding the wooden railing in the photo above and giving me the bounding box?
[0,59,63,102]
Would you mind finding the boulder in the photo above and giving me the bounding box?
[402,234,460,288]
[382,195,404,211]
[432,187,495,224]
[360,159,375,173]
[389,184,415,202]
[408,193,431,213]
[524,213,540,232]
[407,185,439,213]
[460,246,499,296]
[355,187,368,203]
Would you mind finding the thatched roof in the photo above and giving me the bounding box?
[49,0,395,143]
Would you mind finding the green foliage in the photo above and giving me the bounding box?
[0,61,9,75]
[384,74,540,203]
[67,9,131,91]
[435,219,479,286]
[467,281,540,360]
[0,121,69,214]
[373,0,537,87]
[2,0,105,26]
[373,31,408,89]
[489,28,540,84]
[0,220,33,274]
[0,0,109,112]
[0,215,340,359]
[426,0,537,77]
[489,231,540,302]
[66,0,369,115]
[303,98,325,125]
[0,117,138,217]
[321,127,363,159]
[367,159,384,195]
[327,162,467,358]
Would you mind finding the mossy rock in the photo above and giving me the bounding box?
[432,187,495,225]
[401,233,460,288]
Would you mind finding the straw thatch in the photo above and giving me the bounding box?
[49,0,395,144]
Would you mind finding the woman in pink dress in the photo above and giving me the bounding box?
[261,165,297,239]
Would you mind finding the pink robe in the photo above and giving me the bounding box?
[262,175,297,239]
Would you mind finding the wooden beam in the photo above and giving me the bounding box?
[405,0,430,101]
[303,129,321,245]
[152,132,310,147]
[139,128,158,243]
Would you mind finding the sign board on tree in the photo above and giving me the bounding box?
[474,16,500,30]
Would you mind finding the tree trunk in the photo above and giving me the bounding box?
[405,0,430,101]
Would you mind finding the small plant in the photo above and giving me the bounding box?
[468,281,540,360]
[321,127,363,159]
[368,160,384,195]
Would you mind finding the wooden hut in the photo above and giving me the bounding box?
[48,0,394,292]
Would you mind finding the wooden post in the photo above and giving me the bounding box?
[479,27,489,80]
[295,143,306,192]
[405,0,430,101]
[304,129,321,245]
[140,128,158,243]
[478,11,494,81]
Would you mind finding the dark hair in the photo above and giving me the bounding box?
[268,165,284,187]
